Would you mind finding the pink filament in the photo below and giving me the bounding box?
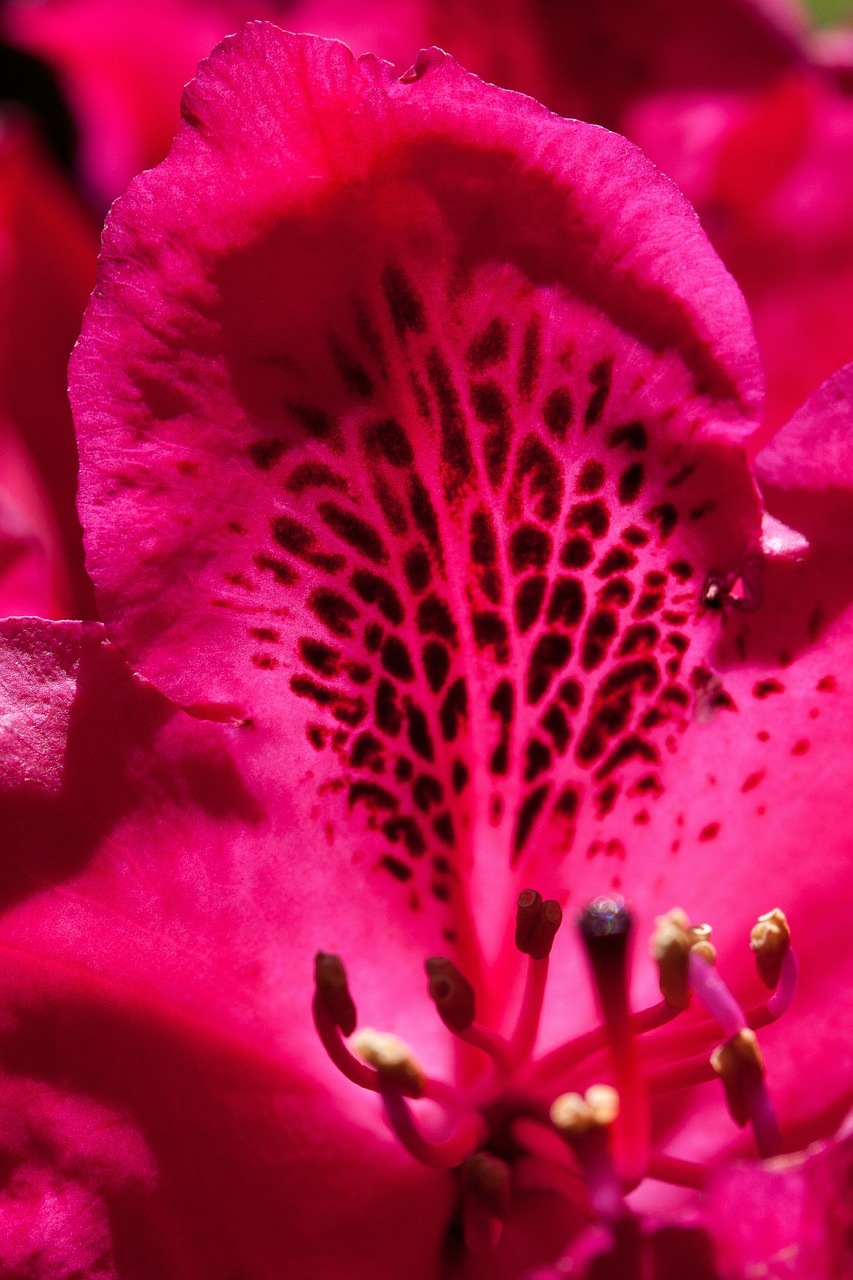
[751,947,799,1028]
[646,1153,709,1191]
[746,1074,783,1158]
[649,1055,716,1093]
[686,952,784,1158]
[380,1087,486,1169]
[527,1000,678,1088]
[458,1021,514,1077]
[687,951,748,1037]
[509,956,550,1067]
[312,994,381,1093]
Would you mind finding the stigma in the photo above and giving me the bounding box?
[312,893,797,1252]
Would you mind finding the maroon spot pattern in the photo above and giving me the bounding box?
[204,256,823,907]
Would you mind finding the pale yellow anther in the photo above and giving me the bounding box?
[550,1085,619,1137]
[584,1084,620,1127]
[750,908,791,989]
[651,908,716,1008]
[351,1028,425,1098]
[710,1029,765,1128]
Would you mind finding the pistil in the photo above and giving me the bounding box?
[578,897,650,1189]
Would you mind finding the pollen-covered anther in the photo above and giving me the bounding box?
[314,950,357,1035]
[351,1028,425,1098]
[515,888,563,960]
[425,956,476,1032]
[750,908,791,989]
[651,908,716,1009]
[710,1029,765,1128]
[550,1085,620,1138]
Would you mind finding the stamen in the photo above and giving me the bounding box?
[510,889,563,1067]
[425,956,476,1032]
[425,955,513,1075]
[649,1055,716,1093]
[315,951,357,1034]
[551,1085,624,1222]
[312,952,383,1093]
[750,908,791,989]
[711,1029,781,1158]
[748,910,798,1027]
[351,1027,426,1098]
[700,549,762,613]
[578,897,649,1188]
[461,1152,510,1252]
[515,889,563,960]
[651,908,715,1009]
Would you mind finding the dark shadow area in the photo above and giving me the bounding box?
[0,38,78,175]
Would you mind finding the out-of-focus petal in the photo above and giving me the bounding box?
[0,122,98,616]
[0,616,453,1278]
[705,1111,853,1278]
[629,75,853,440]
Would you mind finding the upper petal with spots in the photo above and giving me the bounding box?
[71,25,765,948]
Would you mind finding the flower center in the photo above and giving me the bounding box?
[312,895,797,1253]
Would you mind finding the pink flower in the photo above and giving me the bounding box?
[0,22,850,1278]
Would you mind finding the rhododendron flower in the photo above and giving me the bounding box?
[1,21,851,1279]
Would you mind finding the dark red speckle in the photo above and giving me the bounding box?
[753,679,784,699]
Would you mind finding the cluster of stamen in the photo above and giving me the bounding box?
[312,894,797,1252]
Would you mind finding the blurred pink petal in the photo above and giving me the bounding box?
[630,75,853,440]
[0,122,99,616]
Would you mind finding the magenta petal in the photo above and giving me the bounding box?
[72,26,767,949]
[754,360,853,547]
[0,617,453,1278]
[705,1112,853,1278]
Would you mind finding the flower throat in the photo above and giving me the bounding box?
[312,893,797,1252]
